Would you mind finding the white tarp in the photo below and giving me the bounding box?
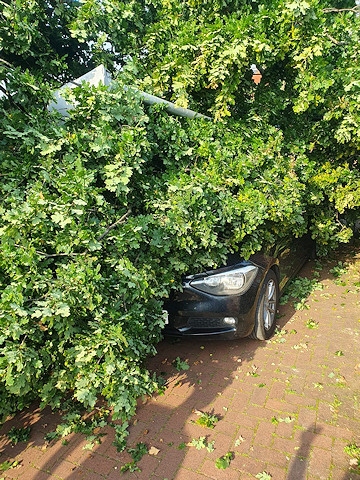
[48,64,111,116]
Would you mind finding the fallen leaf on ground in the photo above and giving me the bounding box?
[193,409,203,415]
[149,446,160,456]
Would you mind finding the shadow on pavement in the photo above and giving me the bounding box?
[0,335,269,479]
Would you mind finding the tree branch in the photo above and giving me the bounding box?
[14,243,86,259]
[36,251,86,258]
[323,7,359,13]
[0,84,30,116]
[0,57,12,67]
[324,33,345,45]
[97,208,132,241]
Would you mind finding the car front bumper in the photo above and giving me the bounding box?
[163,266,264,339]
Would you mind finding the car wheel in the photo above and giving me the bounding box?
[250,269,279,340]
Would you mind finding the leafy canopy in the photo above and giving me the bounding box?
[1,0,360,433]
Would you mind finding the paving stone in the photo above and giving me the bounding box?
[232,453,267,476]
[14,468,53,480]
[79,452,118,476]
[297,406,318,429]
[152,447,186,478]
[50,459,80,478]
[264,464,287,479]
[307,446,333,479]
[173,467,209,479]
[248,444,289,469]
[252,420,276,447]
[286,455,310,479]
[200,458,241,479]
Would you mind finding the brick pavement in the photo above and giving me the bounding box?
[1,246,360,479]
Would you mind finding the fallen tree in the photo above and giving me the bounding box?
[1,0,360,440]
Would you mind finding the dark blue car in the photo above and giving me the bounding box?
[163,237,313,340]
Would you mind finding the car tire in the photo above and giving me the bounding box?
[250,269,279,340]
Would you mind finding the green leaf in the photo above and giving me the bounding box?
[189,437,215,452]
[55,304,71,317]
[0,460,19,472]
[256,472,272,480]
[194,412,219,429]
[215,452,233,469]
[173,357,190,371]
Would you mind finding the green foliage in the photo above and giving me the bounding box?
[172,357,190,372]
[306,319,319,329]
[1,0,360,444]
[127,442,148,463]
[7,426,31,445]
[215,452,233,469]
[280,276,323,309]
[344,442,360,458]
[344,443,360,474]
[0,0,92,83]
[194,412,219,429]
[330,261,348,278]
[44,406,109,449]
[271,416,294,425]
[121,442,148,472]
[189,436,215,452]
[0,460,19,472]
[110,423,129,453]
[271,416,279,425]
[255,472,272,480]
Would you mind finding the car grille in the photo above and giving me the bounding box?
[187,318,230,329]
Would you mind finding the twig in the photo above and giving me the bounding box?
[97,208,132,241]
[323,7,359,13]
[324,33,345,45]
[13,243,86,259]
[0,84,29,116]
[36,251,86,258]
[0,58,12,67]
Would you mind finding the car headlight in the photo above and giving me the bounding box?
[190,265,258,296]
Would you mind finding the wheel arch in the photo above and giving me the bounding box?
[249,267,279,341]
[271,264,280,284]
